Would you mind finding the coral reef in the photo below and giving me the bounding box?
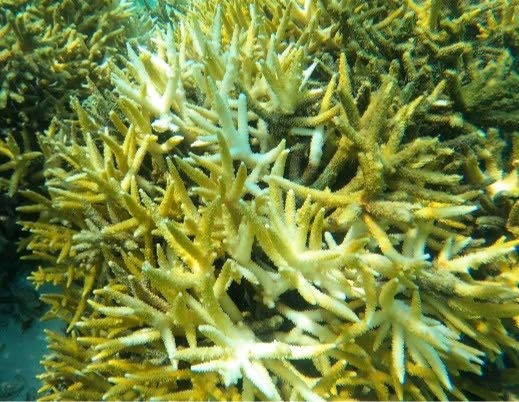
[0,0,152,197]
[1,0,519,400]
[0,0,134,123]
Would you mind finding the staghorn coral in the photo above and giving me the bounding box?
[3,0,519,400]
[0,0,154,198]
[0,0,134,128]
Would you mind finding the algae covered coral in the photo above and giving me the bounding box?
[2,0,519,400]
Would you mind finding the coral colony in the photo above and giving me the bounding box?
[1,0,519,400]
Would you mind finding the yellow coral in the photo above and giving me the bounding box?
[2,0,518,401]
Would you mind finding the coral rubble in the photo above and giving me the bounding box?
[1,0,519,400]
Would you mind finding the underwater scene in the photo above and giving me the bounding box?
[1,0,519,400]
